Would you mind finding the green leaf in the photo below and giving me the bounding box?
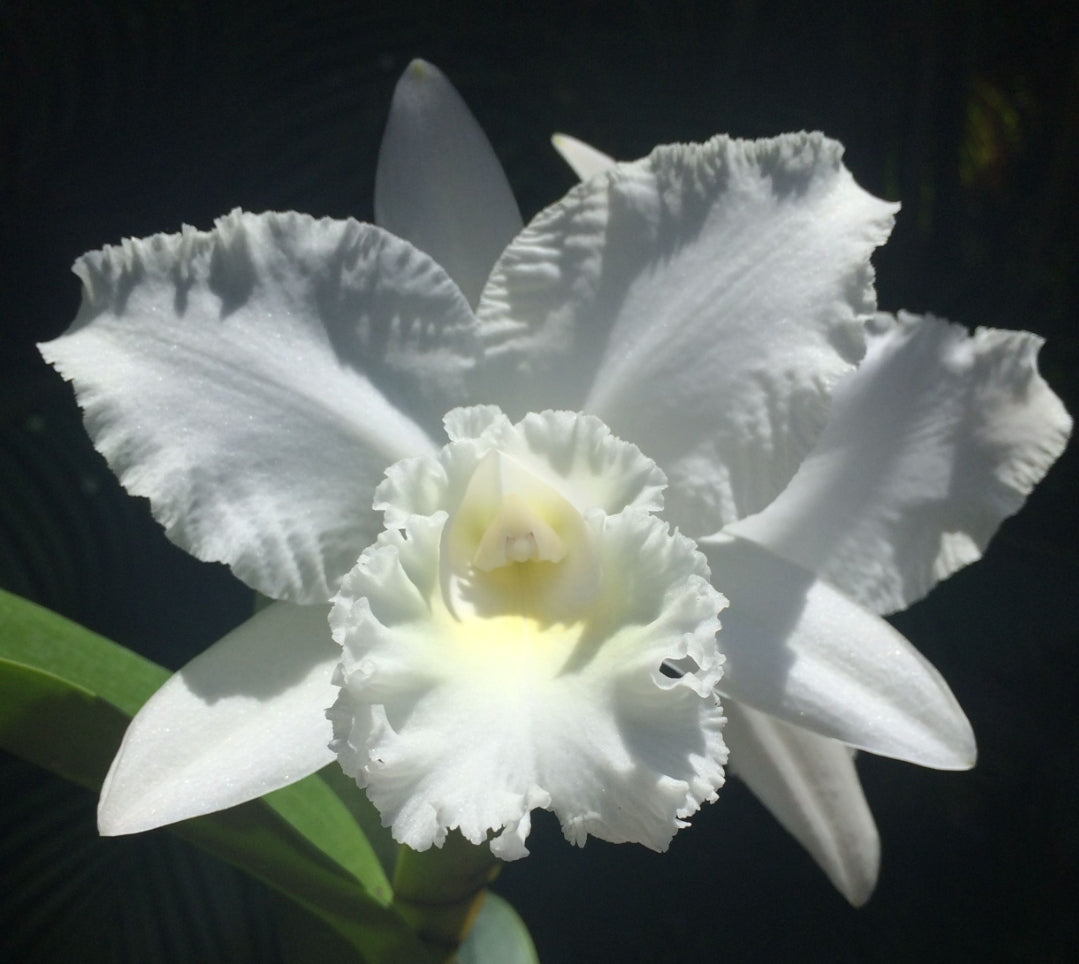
[261,767,395,907]
[171,797,427,963]
[458,893,539,964]
[0,657,132,790]
[0,588,430,962]
[318,758,402,879]
[2,759,283,962]
[0,586,167,717]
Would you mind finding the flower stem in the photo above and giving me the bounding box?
[391,832,501,962]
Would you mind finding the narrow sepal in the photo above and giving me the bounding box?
[726,701,879,905]
[98,603,339,835]
[376,59,522,307]
[703,534,976,769]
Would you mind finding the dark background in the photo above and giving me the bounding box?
[2,1,1077,961]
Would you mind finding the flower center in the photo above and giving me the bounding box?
[440,447,597,622]
[329,407,728,862]
[472,493,567,570]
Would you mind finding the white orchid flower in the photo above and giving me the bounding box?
[39,61,1070,905]
[550,130,1073,900]
[328,404,727,860]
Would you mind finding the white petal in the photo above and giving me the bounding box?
[476,133,898,535]
[550,133,615,180]
[40,211,477,602]
[329,503,726,859]
[701,534,975,769]
[728,311,1073,613]
[725,701,879,906]
[375,407,667,530]
[375,59,523,308]
[98,602,338,835]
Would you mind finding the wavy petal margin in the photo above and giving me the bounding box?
[40,211,476,602]
[478,133,898,536]
[329,409,727,858]
[729,311,1073,613]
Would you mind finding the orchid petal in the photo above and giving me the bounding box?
[477,133,898,536]
[40,210,477,602]
[98,602,338,835]
[374,407,667,530]
[375,59,522,308]
[728,311,1073,613]
[330,511,726,859]
[550,133,615,180]
[725,701,879,905]
[701,534,975,769]
[329,408,727,858]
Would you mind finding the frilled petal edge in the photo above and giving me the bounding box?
[729,311,1073,614]
[98,603,338,835]
[330,511,726,859]
[40,211,477,602]
[375,406,667,529]
[478,132,898,536]
[328,408,727,859]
